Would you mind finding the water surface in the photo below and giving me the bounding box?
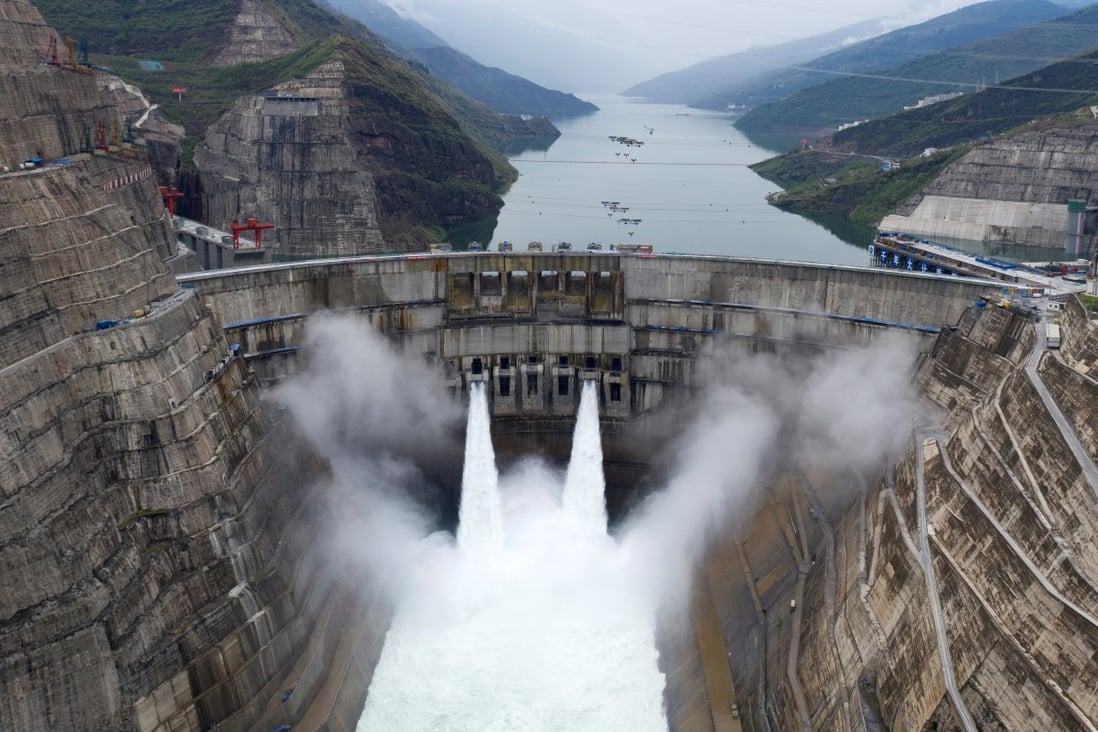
[489,96,870,266]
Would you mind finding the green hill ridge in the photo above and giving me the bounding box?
[698,0,1064,112]
[737,3,1098,133]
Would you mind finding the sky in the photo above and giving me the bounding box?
[377,0,986,92]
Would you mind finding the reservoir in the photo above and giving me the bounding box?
[489,95,873,266]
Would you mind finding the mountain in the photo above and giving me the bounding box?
[320,0,448,51]
[30,0,547,248]
[696,0,1065,111]
[736,3,1098,134]
[410,47,596,118]
[31,0,552,153]
[748,46,1098,229]
[333,0,597,118]
[367,0,668,92]
[621,18,889,105]
[825,47,1098,157]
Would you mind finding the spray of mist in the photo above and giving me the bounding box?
[270,313,462,605]
[273,315,920,730]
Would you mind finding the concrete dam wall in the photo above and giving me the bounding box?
[177,254,1098,732]
[8,149,1098,731]
[181,252,988,403]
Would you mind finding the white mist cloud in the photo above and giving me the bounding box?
[273,312,460,457]
[273,312,921,729]
[271,313,462,603]
[622,388,779,603]
[622,332,920,606]
[793,333,918,473]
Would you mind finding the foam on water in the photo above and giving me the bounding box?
[562,380,608,532]
[358,385,667,732]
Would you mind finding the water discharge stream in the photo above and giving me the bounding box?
[456,383,504,556]
[358,382,667,732]
[562,380,608,532]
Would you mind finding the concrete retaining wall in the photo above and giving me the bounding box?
[880,196,1069,248]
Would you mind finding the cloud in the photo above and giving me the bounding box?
[621,331,920,605]
[270,313,462,602]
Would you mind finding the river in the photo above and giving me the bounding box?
[483,95,873,266]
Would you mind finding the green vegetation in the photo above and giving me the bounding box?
[826,51,1098,157]
[750,152,869,190]
[32,0,240,61]
[702,0,1064,111]
[412,46,597,118]
[752,147,969,226]
[98,39,337,139]
[736,5,1098,134]
[33,0,551,246]
[1078,294,1098,314]
[35,0,542,163]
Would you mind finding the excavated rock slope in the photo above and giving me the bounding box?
[196,58,387,259]
[881,122,1098,248]
[208,0,297,67]
[717,300,1098,730]
[195,40,508,257]
[0,4,359,730]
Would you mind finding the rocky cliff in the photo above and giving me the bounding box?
[1,4,357,730]
[209,0,297,66]
[707,299,1098,730]
[881,121,1098,248]
[196,38,512,255]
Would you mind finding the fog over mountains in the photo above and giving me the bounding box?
[369,0,1003,92]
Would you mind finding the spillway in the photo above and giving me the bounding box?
[562,379,608,533]
[358,376,666,731]
[456,383,505,556]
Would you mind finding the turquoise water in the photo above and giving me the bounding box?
[487,96,872,266]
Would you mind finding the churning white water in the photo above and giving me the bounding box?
[562,380,608,532]
[357,383,667,732]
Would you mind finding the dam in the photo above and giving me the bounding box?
[6,1,1098,727]
[10,166,1098,729]
[4,89,1093,732]
[8,156,1098,729]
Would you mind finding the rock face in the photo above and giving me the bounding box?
[0,0,52,68]
[703,299,1098,731]
[196,40,510,256]
[881,122,1098,248]
[196,59,388,258]
[1,4,360,730]
[208,0,297,66]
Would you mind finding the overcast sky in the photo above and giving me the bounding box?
[379,0,985,91]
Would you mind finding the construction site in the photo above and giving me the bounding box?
[4,1,1098,730]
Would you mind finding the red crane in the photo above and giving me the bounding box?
[93,119,108,151]
[158,185,183,215]
[45,37,59,66]
[230,217,274,249]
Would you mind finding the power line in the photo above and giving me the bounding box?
[773,64,1098,95]
[513,159,756,167]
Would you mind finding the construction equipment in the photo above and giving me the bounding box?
[230,218,275,249]
[44,36,59,66]
[158,186,183,215]
[93,119,108,151]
